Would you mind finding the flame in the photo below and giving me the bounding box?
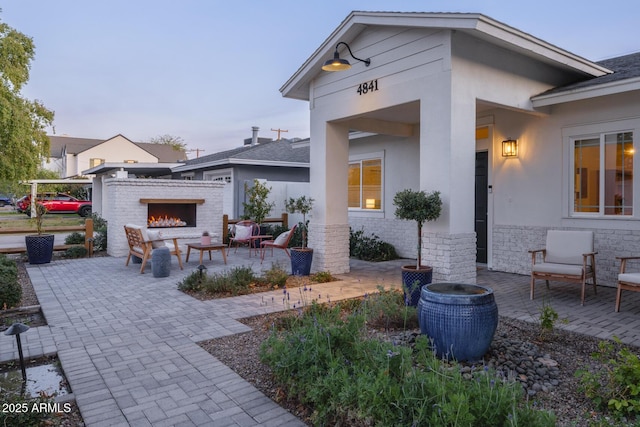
[148,215,187,228]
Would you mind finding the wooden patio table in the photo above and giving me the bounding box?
[185,241,227,265]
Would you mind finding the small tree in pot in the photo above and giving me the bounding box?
[393,189,442,305]
[25,201,55,264]
[285,195,314,275]
[243,179,275,229]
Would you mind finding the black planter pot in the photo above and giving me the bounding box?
[401,265,433,306]
[291,248,313,276]
[25,234,55,265]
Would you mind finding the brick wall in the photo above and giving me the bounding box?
[308,223,350,274]
[105,179,224,257]
[349,217,416,258]
[492,224,638,288]
[424,232,477,283]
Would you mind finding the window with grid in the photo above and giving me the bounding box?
[572,131,633,216]
[89,158,105,168]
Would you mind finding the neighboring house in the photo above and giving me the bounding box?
[281,11,640,286]
[44,134,187,178]
[172,128,310,218]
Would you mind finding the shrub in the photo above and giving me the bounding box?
[64,232,85,245]
[91,213,108,251]
[576,337,640,421]
[177,271,203,292]
[361,286,418,330]
[262,263,288,288]
[0,255,21,309]
[63,246,88,258]
[349,227,398,261]
[260,299,555,426]
[311,271,335,283]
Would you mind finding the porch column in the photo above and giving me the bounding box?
[420,74,477,283]
[308,119,350,274]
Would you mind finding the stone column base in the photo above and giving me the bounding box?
[308,223,350,274]
[423,232,477,283]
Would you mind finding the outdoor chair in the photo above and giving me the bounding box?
[529,230,597,305]
[615,256,640,312]
[260,224,297,263]
[227,220,259,255]
[124,224,183,274]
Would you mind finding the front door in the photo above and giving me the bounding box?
[475,151,488,264]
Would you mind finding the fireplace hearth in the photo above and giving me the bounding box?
[143,198,203,228]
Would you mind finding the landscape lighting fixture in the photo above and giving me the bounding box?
[322,42,371,71]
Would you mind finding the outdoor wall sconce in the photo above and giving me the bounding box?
[322,42,371,71]
[502,139,518,158]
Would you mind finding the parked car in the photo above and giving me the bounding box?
[17,193,92,217]
[0,194,13,207]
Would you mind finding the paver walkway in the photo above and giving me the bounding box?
[1,254,640,426]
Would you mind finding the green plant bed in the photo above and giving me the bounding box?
[259,295,555,426]
[177,263,339,300]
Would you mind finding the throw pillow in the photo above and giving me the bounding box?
[273,230,290,246]
[146,229,166,248]
[234,225,252,240]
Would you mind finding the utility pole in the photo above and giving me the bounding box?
[271,128,289,140]
[187,148,206,158]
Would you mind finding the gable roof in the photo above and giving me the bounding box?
[281,11,611,101]
[172,139,310,172]
[47,135,187,162]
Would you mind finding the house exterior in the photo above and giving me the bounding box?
[172,128,310,218]
[45,134,187,178]
[281,11,640,286]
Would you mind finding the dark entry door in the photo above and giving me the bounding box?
[475,151,488,264]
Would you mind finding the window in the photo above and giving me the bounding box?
[90,158,105,168]
[348,154,382,210]
[572,131,633,216]
[124,160,138,164]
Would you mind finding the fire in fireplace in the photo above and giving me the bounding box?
[147,202,197,228]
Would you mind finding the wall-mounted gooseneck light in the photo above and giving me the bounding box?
[502,138,518,158]
[322,42,371,71]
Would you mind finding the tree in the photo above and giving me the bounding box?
[0,17,54,181]
[148,134,187,151]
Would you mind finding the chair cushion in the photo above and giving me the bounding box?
[532,262,586,276]
[273,230,290,246]
[234,225,252,240]
[619,273,640,285]
[545,230,594,265]
[146,229,166,249]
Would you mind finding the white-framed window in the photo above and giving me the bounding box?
[89,158,105,168]
[571,131,634,216]
[348,152,383,210]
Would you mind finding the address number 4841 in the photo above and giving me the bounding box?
[357,79,378,95]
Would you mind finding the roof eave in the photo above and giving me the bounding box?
[531,77,640,107]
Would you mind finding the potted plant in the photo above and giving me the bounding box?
[243,179,275,235]
[201,230,211,246]
[25,201,55,264]
[393,189,442,306]
[285,195,314,275]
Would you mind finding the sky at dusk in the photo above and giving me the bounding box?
[2,1,640,157]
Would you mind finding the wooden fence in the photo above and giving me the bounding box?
[222,213,288,243]
[0,218,94,256]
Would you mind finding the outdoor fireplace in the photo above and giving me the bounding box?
[143,198,203,228]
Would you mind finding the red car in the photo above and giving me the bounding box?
[17,193,92,217]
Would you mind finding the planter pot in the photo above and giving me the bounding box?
[290,248,313,276]
[25,234,55,265]
[418,283,498,362]
[200,235,211,246]
[401,265,433,306]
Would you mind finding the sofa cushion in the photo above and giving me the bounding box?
[619,273,640,285]
[545,230,594,265]
[532,262,587,277]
